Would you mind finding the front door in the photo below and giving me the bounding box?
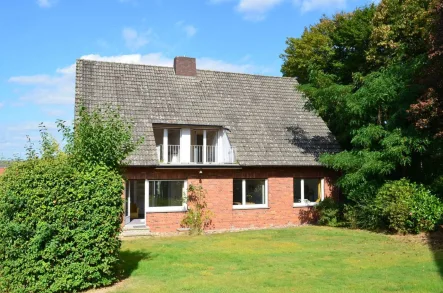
[124,181,131,225]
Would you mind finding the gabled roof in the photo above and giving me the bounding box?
[75,59,340,166]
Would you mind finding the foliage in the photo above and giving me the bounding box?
[314,198,343,227]
[0,106,140,292]
[0,156,124,293]
[281,5,376,84]
[367,0,433,67]
[58,105,143,171]
[281,0,443,234]
[374,179,443,234]
[181,184,213,235]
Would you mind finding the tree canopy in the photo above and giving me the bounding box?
[281,0,443,204]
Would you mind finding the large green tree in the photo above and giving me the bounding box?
[281,0,442,202]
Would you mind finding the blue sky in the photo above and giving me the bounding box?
[0,0,373,158]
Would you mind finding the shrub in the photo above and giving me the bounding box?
[374,179,443,234]
[181,184,213,235]
[0,105,141,292]
[343,200,383,231]
[314,198,343,227]
[0,157,124,292]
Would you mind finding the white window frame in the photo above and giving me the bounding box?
[146,180,188,213]
[233,179,268,210]
[293,178,325,207]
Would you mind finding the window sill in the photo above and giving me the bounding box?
[147,206,187,213]
[293,203,319,208]
[233,205,269,210]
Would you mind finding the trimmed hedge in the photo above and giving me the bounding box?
[0,156,124,292]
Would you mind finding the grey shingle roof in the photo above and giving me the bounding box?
[75,59,340,166]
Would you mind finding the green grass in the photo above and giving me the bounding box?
[102,227,443,293]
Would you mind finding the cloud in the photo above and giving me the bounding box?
[176,21,198,37]
[236,0,284,21]
[122,27,151,50]
[293,0,346,13]
[198,57,255,73]
[7,121,58,132]
[37,0,56,8]
[213,0,351,18]
[183,25,197,37]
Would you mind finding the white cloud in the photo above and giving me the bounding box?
[293,0,346,13]
[176,21,198,37]
[37,0,56,8]
[7,121,58,132]
[213,0,350,19]
[236,0,283,20]
[122,28,151,50]
[183,25,197,37]
[198,57,254,73]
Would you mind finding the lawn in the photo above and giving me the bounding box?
[96,227,443,293]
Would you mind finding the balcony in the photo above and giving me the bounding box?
[154,126,237,165]
[157,144,236,164]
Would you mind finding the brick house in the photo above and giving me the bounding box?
[75,57,340,233]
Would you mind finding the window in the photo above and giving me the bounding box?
[147,180,187,212]
[294,178,324,207]
[233,179,268,209]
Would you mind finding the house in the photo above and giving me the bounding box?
[75,57,340,233]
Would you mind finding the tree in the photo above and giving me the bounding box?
[281,5,376,84]
[280,0,443,224]
[367,0,433,67]
[58,105,143,171]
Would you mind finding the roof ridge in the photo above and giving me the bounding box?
[76,58,298,81]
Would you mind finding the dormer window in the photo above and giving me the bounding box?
[153,125,236,165]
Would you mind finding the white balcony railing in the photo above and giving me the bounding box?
[158,144,235,164]
[191,145,217,163]
[168,145,180,163]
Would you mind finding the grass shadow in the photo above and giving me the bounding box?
[426,228,443,279]
[118,250,154,280]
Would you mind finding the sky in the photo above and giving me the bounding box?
[0,0,374,158]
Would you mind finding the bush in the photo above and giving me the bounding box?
[0,105,141,292]
[343,201,382,231]
[181,184,213,235]
[374,179,443,234]
[314,198,343,227]
[0,157,124,292]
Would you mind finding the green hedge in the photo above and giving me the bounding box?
[0,156,124,292]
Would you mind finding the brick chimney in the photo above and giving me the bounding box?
[174,56,197,77]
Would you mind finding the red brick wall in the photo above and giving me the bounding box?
[0,168,5,175]
[125,166,337,233]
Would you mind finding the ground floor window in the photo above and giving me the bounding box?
[294,178,324,207]
[148,180,187,212]
[233,179,268,209]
